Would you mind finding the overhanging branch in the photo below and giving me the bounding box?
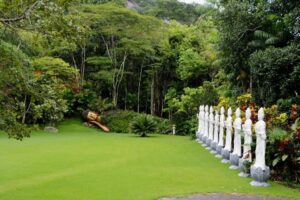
[0,0,42,24]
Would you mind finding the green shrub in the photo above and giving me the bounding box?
[130,115,157,137]
[102,110,140,133]
[266,126,300,184]
[156,119,172,135]
[102,110,171,134]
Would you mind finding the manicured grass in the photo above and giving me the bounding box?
[0,119,299,200]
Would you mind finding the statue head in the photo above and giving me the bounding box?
[205,105,208,112]
[246,107,251,119]
[258,108,264,121]
[201,105,204,111]
[210,106,213,113]
[82,110,100,122]
[227,107,232,116]
[221,106,225,115]
[235,108,241,118]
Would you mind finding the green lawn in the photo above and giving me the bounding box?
[0,119,299,200]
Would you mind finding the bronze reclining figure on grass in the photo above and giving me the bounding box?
[82,110,110,133]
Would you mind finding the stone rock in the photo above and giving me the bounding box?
[206,138,212,147]
[229,153,240,169]
[216,145,223,155]
[238,158,244,171]
[199,134,203,142]
[221,149,230,160]
[250,165,270,186]
[44,126,58,133]
[211,141,217,150]
[202,136,207,143]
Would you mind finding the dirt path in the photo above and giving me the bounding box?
[160,193,292,200]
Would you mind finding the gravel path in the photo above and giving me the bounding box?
[160,193,292,200]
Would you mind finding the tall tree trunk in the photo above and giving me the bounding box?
[137,62,144,113]
[80,44,86,87]
[124,84,127,110]
[22,95,31,124]
[150,74,155,116]
[22,95,27,124]
[112,86,118,107]
[111,52,127,108]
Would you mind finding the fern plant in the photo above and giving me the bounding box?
[130,115,157,137]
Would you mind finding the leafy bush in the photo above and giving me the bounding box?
[130,115,157,137]
[266,125,300,184]
[172,112,197,136]
[164,81,218,136]
[102,110,139,133]
[250,43,300,106]
[64,87,113,116]
[264,105,288,129]
[102,110,171,134]
[216,96,231,110]
[156,119,172,135]
[236,93,252,108]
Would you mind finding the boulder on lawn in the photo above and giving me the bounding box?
[44,126,58,133]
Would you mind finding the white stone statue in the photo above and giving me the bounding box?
[204,105,209,138]
[218,107,225,147]
[224,107,233,151]
[197,106,201,137]
[208,106,214,141]
[200,105,205,135]
[233,108,242,156]
[213,109,219,144]
[254,108,267,170]
[243,108,253,161]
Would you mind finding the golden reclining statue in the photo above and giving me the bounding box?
[82,110,110,132]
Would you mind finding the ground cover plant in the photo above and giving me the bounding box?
[0,119,299,200]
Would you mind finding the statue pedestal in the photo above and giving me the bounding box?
[215,145,223,158]
[250,166,270,187]
[216,145,223,155]
[210,142,217,154]
[238,158,249,177]
[206,139,212,150]
[221,149,230,163]
[195,131,200,142]
[202,136,207,147]
[199,133,203,141]
[211,141,217,150]
[229,153,240,169]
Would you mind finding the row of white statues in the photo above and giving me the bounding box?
[196,105,270,187]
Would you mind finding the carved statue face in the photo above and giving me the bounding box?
[258,108,264,120]
[210,106,213,113]
[87,111,99,121]
[246,108,251,119]
[235,108,241,118]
